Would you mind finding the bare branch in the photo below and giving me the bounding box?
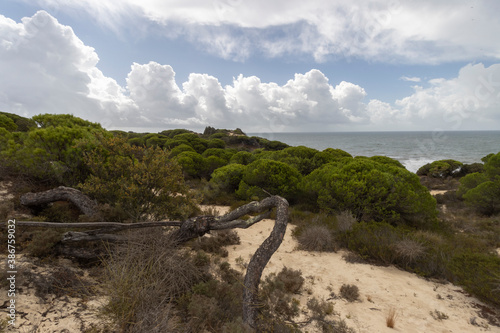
[20,186,99,217]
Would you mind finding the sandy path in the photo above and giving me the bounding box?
[210,204,498,333]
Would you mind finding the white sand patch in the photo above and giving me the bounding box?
[0,254,109,332]
[430,190,448,196]
[0,181,14,202]
[225,217,499,333]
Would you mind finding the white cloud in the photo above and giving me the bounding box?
[1,11,500,132]
[400,76,421,82]
[22,0,500,63]
[394,63,500,130]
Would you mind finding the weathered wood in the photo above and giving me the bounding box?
[14,190,290,328]
[241,195,289,328]
[20,186,99,217]
[61,231,127,243]
[14,221,182,229]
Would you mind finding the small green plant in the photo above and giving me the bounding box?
[339,284,360,302]
[235,256,248,270]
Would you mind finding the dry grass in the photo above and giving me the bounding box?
[101,229,209,332]
[336,211,356,232]
[297,225,336,252]
[386,307,398,328]
[339,284,360,302]
[393,237,426,266]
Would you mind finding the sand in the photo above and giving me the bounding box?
[1,204,498,332]
[204,206,499,333]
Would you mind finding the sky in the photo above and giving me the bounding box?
[0,0,499,133]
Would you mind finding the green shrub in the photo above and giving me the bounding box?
[236,159,302,201]
[447,252,500,306]
[209,163,247,193]
[346,221,403,264]
[80,135,197,221]
[463,179,500,215]
[175,151,207,178]
[301,159,437,228]
[169,143,195,156]
[0,114,17,131]
[230,151,255,165]
[0,114,107,185]
[459,152,500,215]
[417,159,464,178]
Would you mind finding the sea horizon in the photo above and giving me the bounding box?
[248,130,500,173]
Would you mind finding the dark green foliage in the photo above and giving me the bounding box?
[417,159,464,178]
[462,180,500,215]
[345,221,403,264]
[230,151,255,165]
[0,114,107,185]
[311,148,353,170]
[171,133,208,153]
[202,147,235,162]
[160,128,193,138]
[33,113,103,129]
[369,156,405,169]
[207,138,226,148]
[144,133,169,147]
[0,114,17,131]
[175,151,207,178]
[236,159,302,201]
[273,146,320,175]
[301,158,437,228]
[210,164,247,193]
[447,252,500,306]
[0,111,36,131]
[459,152,500,215]
[169,143,196,156]
[80,135,197,221]
[461,162,484,175]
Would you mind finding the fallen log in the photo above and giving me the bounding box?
[20,186,99,217]
[12,193,290,329]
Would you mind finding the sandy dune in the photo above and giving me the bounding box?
[202,206,499,333]
[1,204,498,332]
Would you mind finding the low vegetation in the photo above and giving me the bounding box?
[1,113,499,330]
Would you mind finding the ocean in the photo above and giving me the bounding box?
[249,131,500,173]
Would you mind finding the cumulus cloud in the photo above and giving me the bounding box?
[1,11,500,132]
[394,63,500,130]
[400,76,421,82]
[22,0,500,63]
[0,11,135,127]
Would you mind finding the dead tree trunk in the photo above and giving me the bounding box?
[20,186,99,217]
[13,191,290,328]
[241,195,289,328]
